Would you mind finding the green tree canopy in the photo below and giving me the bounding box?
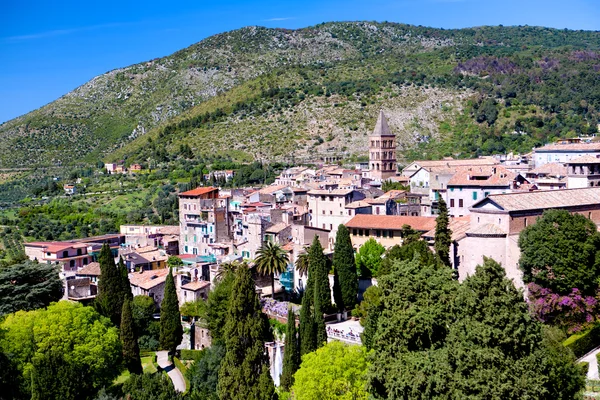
[292,341,369,400]
[131,295,157,336]
[254,241,289,298]
[121,297,142,374]
[367,257,586,399]
[159,268,183,355]
[379,239,436,277]
[187,344,225,400]
[167,255,184,269]
[121,373,184,400]
[519,209,600,294]
[96,243,125,326]
[355,238,385,277]
[434,198,451,267]
[0,260,63,316]
[204,268,236,344]
[0,301,122,399]
[280,307,300,391]
[217,264,274,400]
[332,224,358,311]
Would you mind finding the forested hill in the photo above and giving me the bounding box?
[1,22,600,168]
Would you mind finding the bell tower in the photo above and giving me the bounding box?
[369,110,397,181]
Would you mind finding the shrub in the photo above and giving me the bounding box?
[180,349,206,362]
[563,324,600,358]
[580,362,589,375]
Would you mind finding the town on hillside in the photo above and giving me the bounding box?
[7,110,600,398]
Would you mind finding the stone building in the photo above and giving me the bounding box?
[368,110,397,181]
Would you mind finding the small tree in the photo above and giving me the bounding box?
[355,238,385,277]
[254,241,289,299]
[217,264,274,399]
[167,256,184,269]
[333,224,358,311]
[159,268,183,356]
[96,243,124,326]
[280,308,300,391]
[118,256,133,302]
[434,198,452,267]
[299,267,316,356]
[121,297,142,374]
[309,236,331,311]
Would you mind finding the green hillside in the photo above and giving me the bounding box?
[1,22,599,167]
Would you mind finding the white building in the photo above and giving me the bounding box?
[533,141,600,168]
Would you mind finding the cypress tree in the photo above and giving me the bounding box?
[159,268,183,356]
[299,267,316,356]
[434,198,452,267]
[280,307,300,391]
[118,256,133,302]
[309,236,331,312]
[332,224,358,311]
[96,243,123,326]
[217,264,274,400]
[121,297,142,374]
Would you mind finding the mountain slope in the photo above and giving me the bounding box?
[1,22,600,167]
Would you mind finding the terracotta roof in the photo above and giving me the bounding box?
[380,190,407,199]
[308,189,355,196]
[129,268,169,290]
[448,166,516,187]
[345,215,436,232]
[181,280,211,291]
[567,155,600,164]
[265,222,289,234]
[474,187,600,212]
[76,262,101,276]
[410,157,499,170]
[529,162,567,176]
[258,185,289,194]
[371,110,393,137]
[423,216,471,241]
[179,187,218,197]
[281,242,294,252]
[467,223,507,236]
[243,202,271,208]
[535,142,600,152]
[26,241,88,253]
[345,200,372,209]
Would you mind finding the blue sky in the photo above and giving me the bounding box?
[1,0,599,124]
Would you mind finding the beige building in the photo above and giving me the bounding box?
[179,187,230,257]
[567,155,600,188]
[345,214,437,249]
[368,110,397,181]
[455,188,600,289]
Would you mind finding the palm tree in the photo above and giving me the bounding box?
[254,241,290,298]
[215,261,240,282]
[295,251,309,278]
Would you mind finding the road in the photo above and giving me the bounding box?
[156,350,186,392]
[578,346,600,380]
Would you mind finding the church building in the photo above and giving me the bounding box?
[369,110,397,181]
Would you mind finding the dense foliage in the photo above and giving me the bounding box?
[217,264,274,399]
[95,243,129,326]
[519,209,600,295]
[332,224,358,311]
[159,268,183,355]
[187,344,225,400]
[367,257,586,399]
[292,341,369,400]
[0,302,122,400]
[120,298,142,374]
[120,373,184,400]
[434,198,451,267]
[280,308,300,391]
[0,261,63,316]
[355,238,385,277]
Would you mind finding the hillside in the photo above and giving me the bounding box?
[1,22,600,167]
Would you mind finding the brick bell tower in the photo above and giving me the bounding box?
[369,110,397,181]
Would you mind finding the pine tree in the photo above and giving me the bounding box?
[280,307,300,391]
[96,243,123,326]
[434,198,452,267]
[217,264,274,400]
[159,268,183,356]
[121,297,142,374]
[332,225,358,311]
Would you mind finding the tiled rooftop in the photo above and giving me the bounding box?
[476,187,600,212]
[345,215,436,232]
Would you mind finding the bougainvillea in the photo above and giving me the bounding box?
[528,283,599,333]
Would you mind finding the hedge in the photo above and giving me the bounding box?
[597,352,600,377]
[563,324,600,358]
[580,362,589,376]
[180,349,206,362]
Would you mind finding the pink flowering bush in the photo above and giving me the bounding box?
[528,283,600,333]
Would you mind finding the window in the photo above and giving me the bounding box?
[376,230,381,237]
[185,246,189,253]
[484,191,490,198]
[450,199,455,207]
[389,231,394,238]
[322,210,325,215]
[376,207,380,215]
[472,192,478,201]
[524,218,528,227]
[459,199,464,208]
[62,251,69,258]
[330,224,333,230]
[353,229,357,236]
[330,210,333,215]
[323,224,326,229]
